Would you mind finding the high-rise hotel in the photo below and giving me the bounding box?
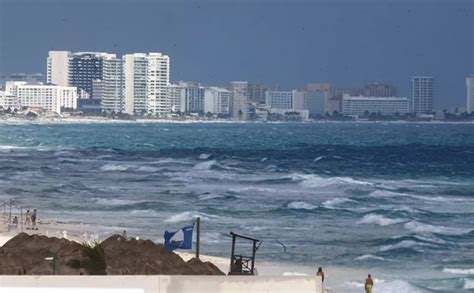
[47,51,122,112]
[411,76,434,115]
[122,53,170,116]
[467,75,474,113]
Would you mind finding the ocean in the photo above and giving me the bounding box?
[0,122,473,292]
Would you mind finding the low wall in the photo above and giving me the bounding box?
[0,275,323,293]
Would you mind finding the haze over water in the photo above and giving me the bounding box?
[1,122,473,292]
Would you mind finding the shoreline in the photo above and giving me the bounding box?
[1,116,474,125]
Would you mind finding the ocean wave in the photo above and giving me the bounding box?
[287,201,317,210]
[136,166,161,172]
[355,254,386,261]
[358,214,406,226]
[404,221,472,235]
[464,279,474,289]
[443,268,474,275]
[164,211,220,223]
[193,160,216,170]
[199,153,211,160]
[93,198,145,206]
[100,163,131,171]
[313,156,325,162]
[294,174,374,189]
[379,240,433,252]
[321,197,354,209]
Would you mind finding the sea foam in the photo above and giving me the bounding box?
[358,214,405,226]
[443,268,474,275]
[193,160,216,170]
[287,201,317,210]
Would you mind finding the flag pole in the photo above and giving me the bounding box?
[196,217,200,260]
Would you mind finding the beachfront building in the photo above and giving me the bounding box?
[5,81,78,114]
[247,82,267,105]
[47,51,70,86]
[363,83,397,97]
[342,94,410,116]
[265,91,293,109]
[0,73,45,87]
[97,55,123,113]
[0,90,20,110]
[306,83,330,116]
[467,75,474,113]
[265,90,307,110]
[180,83,205,113]
[230,81,250,121]
[204,87,231,115]
[123,53,170,116]
[168,82,184,113]
[412,76,434,115]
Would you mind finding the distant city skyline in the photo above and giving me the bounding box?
[0,0,472,109]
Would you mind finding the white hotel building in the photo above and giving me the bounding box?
[123,53,170,116]
[467,75,474,113]
[4,81,77,114]
[204,87,231,115]
[342,94,410,116]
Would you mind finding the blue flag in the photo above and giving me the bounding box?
[164,224,194,252]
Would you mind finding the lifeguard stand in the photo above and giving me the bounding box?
[228,232,261,275]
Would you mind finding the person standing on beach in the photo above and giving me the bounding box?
[25,210,31,230]
[31,209,37,230]
[365,274,374,293]
[316,267,325,282]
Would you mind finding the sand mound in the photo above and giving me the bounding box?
[0,233,224,275]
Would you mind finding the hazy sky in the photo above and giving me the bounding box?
[0,0,472,109]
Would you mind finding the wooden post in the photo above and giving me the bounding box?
[9,199,12,223]
[230,232,236,274]
[195,217,200,260]
[251,240,256,275]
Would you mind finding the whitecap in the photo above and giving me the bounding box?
[93,198,143,206]
[294,174,374,189]
[355,254,386,261]
[193,160,216,170]
[443,268,474,275]
[136,166,161,172]
[100,164,130,171]
[358,214,405,226]
[199,153,211,160]
[198,194,224,200]
[373,279,423,293]
[287,201,317,210]
[464,279,474,289]
[404,221,471,235]
[379,240,432,252]
[313,156,324,163]
[164,211,219,223]
[322,197,354,209]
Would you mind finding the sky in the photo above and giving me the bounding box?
[0,0,472,109]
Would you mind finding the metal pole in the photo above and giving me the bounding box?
[20,207,23,233]
[196,217,200,260]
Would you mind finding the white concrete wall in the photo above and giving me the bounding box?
[0,275,322,293]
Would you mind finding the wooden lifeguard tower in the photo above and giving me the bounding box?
[228,232,262,275]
